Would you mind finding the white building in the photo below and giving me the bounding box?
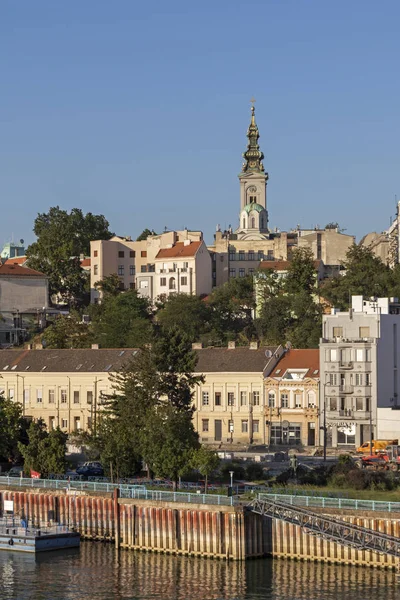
[320,295,400,448]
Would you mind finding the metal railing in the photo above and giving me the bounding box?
[120,487,234,506]
[0,476,146,495]
[0,517,72,537]
[258,492,400,513]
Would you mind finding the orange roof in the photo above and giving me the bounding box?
[0,263,46,278]
[272,349,320,378]
[260,260,322,271]
[80,258,91,267]
[4,256,27,265]
[156,241,202,259]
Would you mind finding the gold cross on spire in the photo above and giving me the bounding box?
[250,97,256,107]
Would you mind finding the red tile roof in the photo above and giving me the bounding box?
[4,256,27,265]
[156,241,202,259]
[272,349,320,378]
[0,263,46,278]
[80,258,91,267]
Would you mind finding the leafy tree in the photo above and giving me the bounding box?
[190,446,220,492]
[285,248,317,296]
[136,228,157,241]
[0,393,23,463]
[94,273,122,298]
[157,294,211,343]
[207,276,256,343]
[256,295,291,345]
[42,312,91,349]
[18,420,67,477]
[90,289,152,348]
[27,206,112,304]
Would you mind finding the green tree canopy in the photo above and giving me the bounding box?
[136,228,157,241]
[42,312,91,349]
[156,294,211,343]
[190,446,220,492]
[27,206,112,304]
[18,420,67,477]
[0,393,24,463]
[93,273,122,298]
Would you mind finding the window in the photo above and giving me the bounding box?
[118,251,125,258]
[228,393,235,406]
[252,391,260,406]
[241,420,248,433]
[74,417,81,431]
[61,390,67,404]
[183,262,189,269]
[307,392,316,408]
[202,392,209,406]
[35,389,42,403]
[239,251,245,261]
[249,195,256,203]
[252,420,259,433]
[240,391,247,406]
[215,392,221,406]
[251,217,255,228]
[366,348,371,362]
[333,327,343,338]
[118,265,124,276]
[330,349,338,361]
[248,250,255,261]
[280,393,289,408]
[129,265,135,276]
[258,251,264,260]
[295,394,302,408]
[248,268,254,275]
[73,391,80,404]
[48,389,55,404]
[61,419,68,429]
[329,373,337,385]
[93,250,98,257]
[94,265,98,275]
[366,397,371,412]
[268,392,275,408]
[229,249,236,261]
[160,277,166,286]
[202,419,209,432]
[23,389,30,404]
[141,251,147,258]
[229,268,236,278]
[355,374,363,386]
[141,265,147,273]
[359,327,370,338]
[356,398,364,411]
[267,250,273,259]
[366,373,371,386]
[356,349,363,362]
[329,398,337,411]
[228,420,234,433]
[130,250,135,258]
[87,391,93,405]
[181,276,187,286]
[239,268,245,278]
[169,277,176,290]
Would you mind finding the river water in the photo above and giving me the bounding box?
[0,543,397,599]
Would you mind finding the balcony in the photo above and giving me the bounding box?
[339,385,354,394]
[339,361,353,370]
[339,409,353,418]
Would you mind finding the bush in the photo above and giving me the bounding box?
[220,461,245,482]
[245,463,264,481]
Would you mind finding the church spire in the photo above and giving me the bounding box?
[241,99,266,175]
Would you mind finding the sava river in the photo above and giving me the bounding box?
[0,543,397,599]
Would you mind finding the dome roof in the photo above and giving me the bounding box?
[243,202,265,215]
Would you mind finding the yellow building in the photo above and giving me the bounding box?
[264,349,320,447]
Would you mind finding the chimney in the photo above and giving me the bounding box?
[35,343,43,350]
[192,342,203,349]
[184,239,191,246]
[91,344,99,350]
[249,341,259,350]
[228,341,236,349]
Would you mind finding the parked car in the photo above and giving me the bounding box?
[6,466,24,477]
[76,463,104,478]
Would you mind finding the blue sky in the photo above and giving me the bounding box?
[1,1,400,248]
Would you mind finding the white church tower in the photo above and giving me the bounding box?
[236,102,269,240]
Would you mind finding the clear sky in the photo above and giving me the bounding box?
[1,0,400,247]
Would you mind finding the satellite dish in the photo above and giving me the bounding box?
[20,239,24,245]
[265,349,272,358]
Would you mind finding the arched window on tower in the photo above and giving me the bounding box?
[251,217,255,228]
[169,277,176,290]
[242,218,245,229]
[249,195,256,203]
[260,216,264,229]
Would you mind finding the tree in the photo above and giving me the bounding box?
[207,276,256,343]
[157,294,211,343]
[285,248,317,296]
[42,312,91,349]
[27,206,112,304]
[0,393,23,463]
[90,289,152,348]
[94,273,122,298]
[18,420,67,477]
[136,228,157,241]
[190,446,220,492]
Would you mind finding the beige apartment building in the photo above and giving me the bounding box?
[90,230,205,303]
[193,343,285,446]
[264,349,320,447]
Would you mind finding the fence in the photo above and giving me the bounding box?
[119,487,234,506]
[258,492,400,513]
[0,476,146,495]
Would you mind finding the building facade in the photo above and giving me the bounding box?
[320,295,400,448]
[264,350,320,447]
